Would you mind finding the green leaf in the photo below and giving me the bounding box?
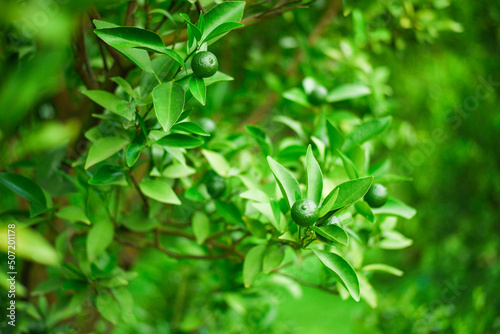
[204,22,244,44]
[179,13,192,23]
[187,22,202,42]
[138,178,181,205]
[243,244,266,288]
[0,225,59,266]
[328,176,373,212]
[92,19,117,29]
[152,82,185,132]
[56,205,90,225]
[141,56,179,97]
[149,9,175,23]
[86,218,114,262]
[86,192,114,262]
[319,188,339,217]
[342,116,392,151]
[326,121,344,154]
[196,11,205,31]
[162,49,185,68]
[204,71,234,86]
[283,87,311,107]
[326,84,371,102]
[262,244,285,274]
[245,125,272,157]
[379,231,413,249]
[245,219,267,239]
[85,137,129,169]
[313,249,360,301]
[214,201,243,223]
[0,173,47,217]
[354,201,375,222]
[82,90,134,120]
[95,27,184,66]
[110,77,135,97]
[306,145,323,205]
[358,274,377,308]
[338,150,359,179]
[192,211,210,245]
[267,156,302,207]
[273,115,307,141]
[92,20,154,74]
[202,149,230,177]
[116,100,136,121]
[162,163,196,178]
[252,202,281,232]
[202,1,246,43]
[240,189,270,203]
[371,198,416,219]
[126,142,145,167]
[361,263,404,276]
[96,293,121,325]
[172,122,210,136]
[88,165,125,186]
[119,48,154,73]
[374,174,413,184]
[311,225,349,245]
[157,133,204,149]
[189,76,206,105]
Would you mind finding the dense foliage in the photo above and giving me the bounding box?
[0,0,498,333]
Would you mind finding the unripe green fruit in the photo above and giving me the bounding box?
[308,85,328,106]
[204,171,226,199]
[364,183,388,208]
[192,51,218,78]
[291,198,318,227]
[316,215,341,243]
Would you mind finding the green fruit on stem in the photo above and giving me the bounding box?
[364,183,388,208]
[192,51,218,78]
[291,198,319,227]
[315,215,341,243]
[308,85,328,106]
[204,171,226,199]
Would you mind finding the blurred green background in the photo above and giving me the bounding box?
[1,0,499,333]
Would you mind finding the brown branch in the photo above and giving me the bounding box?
[307,0,340,45]
[73,17,98,90]
[88,6,126,70]
[195,1,206,15]
[129,173,149,211]
[124,1,138,26]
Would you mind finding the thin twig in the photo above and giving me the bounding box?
[129,173,149,211]
[195,1,206,15]
[124,0,138,26]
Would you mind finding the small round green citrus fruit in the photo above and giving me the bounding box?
[364,183,388,208]
[204,171,226,199]
[308,85,328,106]
[315,215,341,243]
[192,51,218,78]
[291,198,319,227]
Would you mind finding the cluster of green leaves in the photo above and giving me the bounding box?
[0,0,449,332]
